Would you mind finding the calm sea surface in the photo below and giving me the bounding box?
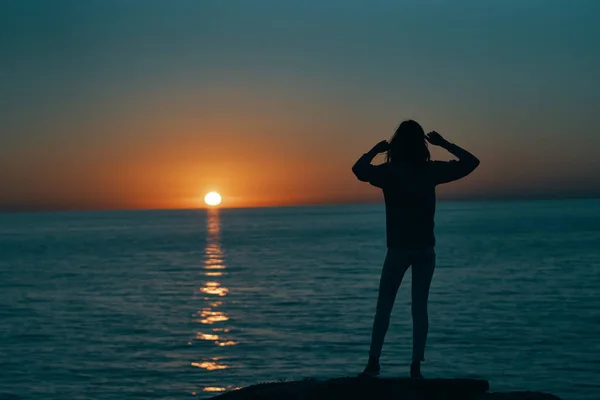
[1,200,599,400]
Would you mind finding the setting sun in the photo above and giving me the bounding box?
[204,192,222,207]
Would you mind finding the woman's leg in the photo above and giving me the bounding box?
[410,246,436,364]
[368,249,411,359]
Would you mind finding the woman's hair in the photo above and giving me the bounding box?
[386,119,430,164]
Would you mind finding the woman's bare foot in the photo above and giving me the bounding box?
[359,356,380,377]
[410,362,423,379]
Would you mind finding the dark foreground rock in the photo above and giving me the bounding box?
[208,377,562,400]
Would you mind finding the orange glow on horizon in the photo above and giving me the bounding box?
[1,124,491,211]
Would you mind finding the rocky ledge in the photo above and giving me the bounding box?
[208,377,561,400]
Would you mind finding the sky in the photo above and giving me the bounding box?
[1,0,599,211]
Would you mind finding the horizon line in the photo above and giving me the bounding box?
[1,194,599,214]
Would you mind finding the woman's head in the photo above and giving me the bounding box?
[386,119,430,164]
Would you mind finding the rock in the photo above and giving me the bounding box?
[482,394,562,400]
[207,377,562,400]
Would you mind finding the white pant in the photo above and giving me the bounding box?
[369,247,436,362]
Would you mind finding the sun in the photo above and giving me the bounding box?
[204,192,222,207]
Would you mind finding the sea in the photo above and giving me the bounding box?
[1,199,599,400]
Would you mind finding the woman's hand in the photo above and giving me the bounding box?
[369,140,390,155]
[354,140,388,182]
[425,131,449,147]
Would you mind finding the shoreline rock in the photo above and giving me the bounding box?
[208,377,562,400]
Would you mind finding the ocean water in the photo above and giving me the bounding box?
[1,200,599,400]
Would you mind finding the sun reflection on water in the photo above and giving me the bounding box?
[203,387,226,392]
[202,386,242,392]
[191,361,228,370]
[217,341,238,347]
[200,282,229,296]
[203,264,226,270]
[197,333,219,340]
[191,209,238,389]
[197,310,229,324]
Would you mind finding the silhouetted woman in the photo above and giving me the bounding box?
[352,120,480,378]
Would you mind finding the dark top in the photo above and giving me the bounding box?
[353,144,479,250]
